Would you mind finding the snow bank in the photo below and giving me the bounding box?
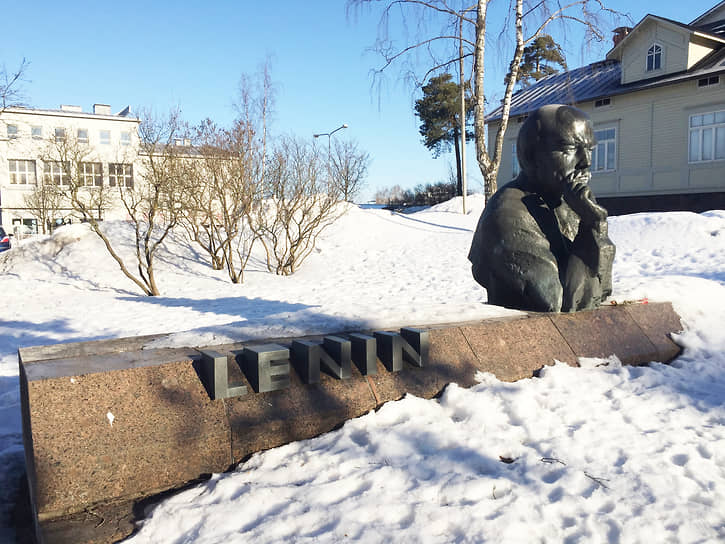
[2,201,725,543]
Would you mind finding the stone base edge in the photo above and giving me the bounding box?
[17,302,682,543]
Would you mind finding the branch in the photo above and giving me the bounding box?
[374,34,475,74]
[524,0,613,43]
[1,58,29,110]
[421,52,473,82]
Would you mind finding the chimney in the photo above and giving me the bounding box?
[60,105,82,112]
[613,27,632,46]
[93,104,112,115]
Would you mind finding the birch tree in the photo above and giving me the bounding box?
[349,0,621,199]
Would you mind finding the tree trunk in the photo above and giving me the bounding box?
[474,0,526,201]
[473,0,491,199]
[453,126,462,196]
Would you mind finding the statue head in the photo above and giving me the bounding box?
[517,105,595,200]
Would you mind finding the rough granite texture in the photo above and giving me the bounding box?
[17,302,682,544]
[550,306,661,365]
[461,315,578,382]
[24,355,230,519]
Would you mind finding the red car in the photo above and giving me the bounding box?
[0,226,11,252]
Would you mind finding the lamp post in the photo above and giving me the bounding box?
[313,123,348,181]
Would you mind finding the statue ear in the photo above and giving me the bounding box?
[517,118,537,172]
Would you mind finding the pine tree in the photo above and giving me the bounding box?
[414,73,473,196]
[507,35,567,89]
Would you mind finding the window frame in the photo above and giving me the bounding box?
[689,109,725,163]
[594,97,612,108]
[120,131,131,146]
[697,75,720,89]
[80,162,103,187]
[8,159,37,185]
[591,126,617,173]
[108,163,134,188]
[511,142,520,177]
[646,43,662,72]
[31,126,43,139]
[99,130,111,145]
[7,124,19,139]
[77,128,89,143]
[44,160,71,186]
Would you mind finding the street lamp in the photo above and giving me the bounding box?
[314,123,348,180]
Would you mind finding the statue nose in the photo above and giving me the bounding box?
[577,147,591,168]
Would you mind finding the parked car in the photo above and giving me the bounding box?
[0,226,11,252]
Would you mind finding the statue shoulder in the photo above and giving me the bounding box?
[482,182,531,225]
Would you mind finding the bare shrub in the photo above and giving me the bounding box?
[252,136,344,276]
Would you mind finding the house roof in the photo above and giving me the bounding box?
[1,106,139,123]
[606,14,725,61]
[690,1,725,26]
[696,17,725,37]
[487,61,620,121]
[487,3,725,123]
[487,47,725,122]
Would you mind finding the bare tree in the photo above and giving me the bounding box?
[178,131,227,271]
[23,183,63,234]
[252,135,344,276]
[41,132,116,224]
[1,58,28,111]
[42,111,186,295]
[180,66,273,283]
[182,118,263,283]
[116,109,188,296]
[348,0,622,199]
[330,139,371,202]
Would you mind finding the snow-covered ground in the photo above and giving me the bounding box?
[1,196,724,543]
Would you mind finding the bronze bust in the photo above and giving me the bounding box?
[468,104,615,312]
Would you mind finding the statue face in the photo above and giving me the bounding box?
[530,110,595,197]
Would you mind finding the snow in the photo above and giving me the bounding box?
[2,201,725,543]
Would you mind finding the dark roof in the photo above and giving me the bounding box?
[690,1,725,26]
[487,60,620,121]
[696,18,725,37]
[488,42,725,122]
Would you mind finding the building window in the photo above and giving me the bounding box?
[80,162,103,187]
[32,126,42,139]
[99,130,111,145]
[44,161,71,186]
[7,124,19,139]
[592,128,617,172]
[698,76,720,88]
[12,218,38,235]
[109,163,133,187]
[512,142,520,177]
[78,129,89,143]
[646,44,662,71]
[595,97,611,108]
[55,127,66,141]
[8,159,37,185]
[689,110,725,162]
[120,131,131,146]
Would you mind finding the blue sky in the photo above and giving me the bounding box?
[2,0,718,201]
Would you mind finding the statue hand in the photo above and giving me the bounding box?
[563,173,607,227]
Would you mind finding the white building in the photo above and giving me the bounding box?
[0,104,141,233]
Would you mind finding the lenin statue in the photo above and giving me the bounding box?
[468,104,615,312]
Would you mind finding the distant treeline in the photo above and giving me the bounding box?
[374,181,457,207]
